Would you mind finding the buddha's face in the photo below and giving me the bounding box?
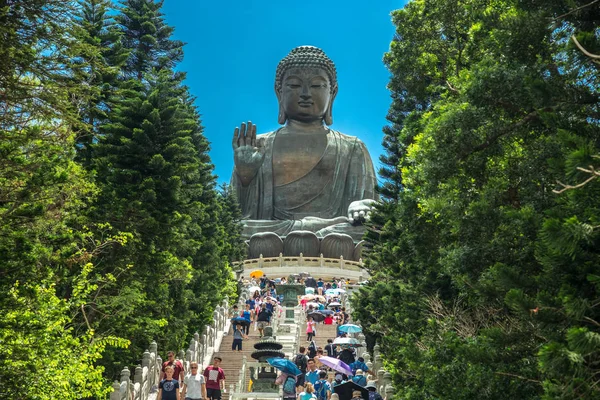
[279,67,332,123]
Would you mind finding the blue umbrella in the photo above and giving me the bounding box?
[266,357,302,376]
[338,324,362,334]
[231,317,250,326]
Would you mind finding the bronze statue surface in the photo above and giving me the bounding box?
[231,46,377,242]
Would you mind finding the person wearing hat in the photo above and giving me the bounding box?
[351,390,365,400]
[351,369,367,386]
[331,373,347,392]
[365,382,383,400]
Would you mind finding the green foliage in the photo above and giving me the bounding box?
[357,0,600,399]
[0,269,129,400]
[1,0,242,393]
[117,0,184,80]
[72,0,129,166]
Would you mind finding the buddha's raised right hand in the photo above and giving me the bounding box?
[233,121,265,186]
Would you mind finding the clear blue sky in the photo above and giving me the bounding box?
[161,0,407,183]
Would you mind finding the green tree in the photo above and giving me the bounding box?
[117,0,184,80]
[90,68,233,375]
[355,0,600,399]
[72,0,129,167]
[0,1,128,397]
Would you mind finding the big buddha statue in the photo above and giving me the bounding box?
[231,46,377,257]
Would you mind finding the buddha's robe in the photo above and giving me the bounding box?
[232,129,377,240]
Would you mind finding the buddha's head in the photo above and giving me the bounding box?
[275,46,338,126]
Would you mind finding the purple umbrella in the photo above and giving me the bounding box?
[318,356,353,376]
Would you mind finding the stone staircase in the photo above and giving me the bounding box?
[218,325,262,400]
[212,309,343,400]
[310,320,338,349]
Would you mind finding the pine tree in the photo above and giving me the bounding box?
[72,0,129,166]
[117,0,184,80]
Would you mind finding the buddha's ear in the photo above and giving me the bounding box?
[275,83,287,125]
[324,84,338,126]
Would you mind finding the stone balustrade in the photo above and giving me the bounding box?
[239,254,369,282]
[110,296,235,400]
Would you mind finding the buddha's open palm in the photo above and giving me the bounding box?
[233,121,265,185]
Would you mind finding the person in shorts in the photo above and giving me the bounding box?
[255,303,272,338]
[203,357,225,400]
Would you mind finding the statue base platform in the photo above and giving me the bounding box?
[247,231,364,261]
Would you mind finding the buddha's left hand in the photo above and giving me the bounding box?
[347,199,377,224]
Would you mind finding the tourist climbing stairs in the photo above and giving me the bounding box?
[218,324,262,400]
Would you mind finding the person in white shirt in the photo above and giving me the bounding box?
[182,362,207,400]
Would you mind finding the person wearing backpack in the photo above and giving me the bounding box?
[307,340,317,358]
[313,371,331,400]
[275,372,297,400]
[294,346,308,390]
[324,339,337,358]
[351,370,367,386]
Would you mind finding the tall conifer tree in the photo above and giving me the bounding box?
[86,0,240,375]
[72,0,129,166]
[117,0,183,80]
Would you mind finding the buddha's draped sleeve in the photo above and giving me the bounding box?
[339,133,378,210]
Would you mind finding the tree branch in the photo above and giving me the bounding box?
[553,0,600,21]
[572,35,600,65]
[495,371,542,384]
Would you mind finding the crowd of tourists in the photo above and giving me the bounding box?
[156,274,384,400]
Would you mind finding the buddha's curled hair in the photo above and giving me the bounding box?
[275,46,337,92]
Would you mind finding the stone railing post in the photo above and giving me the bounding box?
[156,355,163,380]
[120,367,131,400]
[134,364,143,399]
[366,361,373,376]
[362,352,370,364]
[110,381,121,400]
[213,311,220,336]
[377,369,385,392]
[201,334,207,363]
[194,332,200,362]
[373,344,381,369]
[385,385,395,400]
[149,342,158,389]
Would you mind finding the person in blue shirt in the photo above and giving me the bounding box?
[349,357,369,375]
[241,304,253,335]
[246,298,255,310]
[351,370,367,386]
[313,371,331,400]
[317,278,324,295]
[305,359,320,385]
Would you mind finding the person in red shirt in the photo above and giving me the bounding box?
[161,351,184,382]
[203,356,226,400]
